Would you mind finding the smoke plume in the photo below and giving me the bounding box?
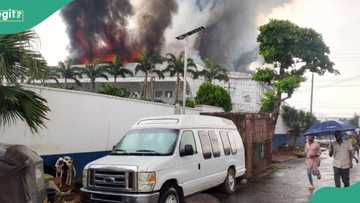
[61,0,134,63]
[195,0,291,71]
[61,0,292,71]
[61,0,177,63]
[133,0,178,53]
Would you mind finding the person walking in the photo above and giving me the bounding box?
[304,136,321,190]
[329,131,353,188]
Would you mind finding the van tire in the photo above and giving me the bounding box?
[159,184,181,203]
[222,168,236,194]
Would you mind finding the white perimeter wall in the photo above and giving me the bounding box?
[0,86,200,156]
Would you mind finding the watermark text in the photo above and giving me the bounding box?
[0,9,24,22]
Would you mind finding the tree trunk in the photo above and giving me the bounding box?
[272,92,282,127]
[150,76,154,101]
[175,73,180,104]
[114,76,117,83]
[92,79,96,92]
[64,78,67,89]
[271,67,286,129]
[143,73,148,99]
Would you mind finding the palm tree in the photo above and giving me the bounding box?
[163,52,197,104]
[79,62,109,91]
[134,52,164,99]
[0,31,49,132]
[44,66,61,87]
[24,57,48,85]
[56,61,82,89]
[200,58,229,83]
[105,55,133,83]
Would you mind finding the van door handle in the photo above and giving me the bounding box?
[198,163,201,170]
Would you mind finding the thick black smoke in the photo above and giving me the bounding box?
[195,0,291,71]
[61,0,291,69]
[61,0,134,63]
[61,0,178,63]
[136,0,178,53]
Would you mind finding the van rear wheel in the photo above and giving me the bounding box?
[159,185,181,203]
[222,168,236,194]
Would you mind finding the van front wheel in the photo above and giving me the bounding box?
[159,185,181,203]
[222,168,236,194]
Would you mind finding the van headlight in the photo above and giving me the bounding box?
[137,172,156,192]
[82,168,89,187]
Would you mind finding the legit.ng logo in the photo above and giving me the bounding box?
[0,9,24,23]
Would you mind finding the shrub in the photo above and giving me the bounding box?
[195,82,232,112]
[186,99,196,108]
[98,84,130,98]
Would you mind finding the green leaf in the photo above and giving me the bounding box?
[252,68,275,84]
[274,75,305,94]
[0,31,50,131]
[195,82,232,112]
[260,91,277,113]
[0,86,49,132]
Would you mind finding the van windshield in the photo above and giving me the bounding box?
[112,128,179,156]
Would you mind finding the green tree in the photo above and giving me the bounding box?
[199,58,229,83]
[79,62,109,91]
[44,66,62,87]
[282,105,318,147]
[56,61,82,89]
[134,52,164,99]
[163,52,197,103]
[252,19,338,126]
[0,31,49,132]
[195,82,232,112]
[23,58,48,85]
[105,55,133,83]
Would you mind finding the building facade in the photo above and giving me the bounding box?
[227,72,269,113]
[44,64,269,112]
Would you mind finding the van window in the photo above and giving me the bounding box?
[179,131,197,155]
[220,131,231,155]
[198,131,212,159]
[113,128,179,156]
[209,131,221,158]
[228,131,238,155]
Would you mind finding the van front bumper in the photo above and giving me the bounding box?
[81,188,159,203]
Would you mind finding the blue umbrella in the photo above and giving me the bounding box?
[303,120,355,136]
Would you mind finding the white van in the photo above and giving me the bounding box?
[81,115,246,203]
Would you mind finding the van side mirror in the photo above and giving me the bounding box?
[180,145,194,157]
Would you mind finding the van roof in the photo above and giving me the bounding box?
[132,115,237,130]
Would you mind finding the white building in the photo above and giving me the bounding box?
[227,72,269,113]
[45,64,268,113]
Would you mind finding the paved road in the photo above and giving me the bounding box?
[186,151,360,203]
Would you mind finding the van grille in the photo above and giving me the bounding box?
[89,169,135,192]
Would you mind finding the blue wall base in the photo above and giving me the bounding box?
[41,150,110,179]
[272,134,306,151]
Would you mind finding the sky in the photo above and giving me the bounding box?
[33,0,360,118]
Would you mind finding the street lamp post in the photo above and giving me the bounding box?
[176,26,205,114]
[310,73,314,114]
[183,40,188,114]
